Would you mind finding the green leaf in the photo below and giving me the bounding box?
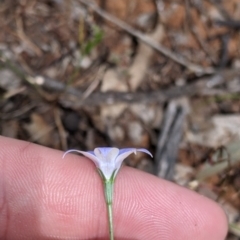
[83,25,104,55]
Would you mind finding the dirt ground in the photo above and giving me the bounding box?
[0,0,240,238]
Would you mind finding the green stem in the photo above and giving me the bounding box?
[104,179,114,240]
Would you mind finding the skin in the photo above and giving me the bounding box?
[0,136,228,240]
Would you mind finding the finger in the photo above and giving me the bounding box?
[0,136,227,240]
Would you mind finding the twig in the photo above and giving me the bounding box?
[3,86,26,99]
[154,99,188,179]
[1,57,240,108]
[218,34,230,68]
[60,71,240,108]
[54,108,68,151]
[16,16,42,57]
[0,103,36,120]
[215,19,240,30]
[80,65,105,100]
[78,0,214,75]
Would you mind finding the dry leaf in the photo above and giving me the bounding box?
[24,113,53,146]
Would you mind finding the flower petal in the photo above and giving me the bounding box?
[106,148,120,162]
[94,148,120,180]
[114,148,153,177]
[62,149,100,166]
[117,148,153,161]
[135,148,153,158]
[94,147,119,161]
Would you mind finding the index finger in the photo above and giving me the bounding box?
[0,136,227,239]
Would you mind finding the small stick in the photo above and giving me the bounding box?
[154,99,188,179]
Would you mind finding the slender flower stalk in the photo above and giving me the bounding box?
[104,174,114,240]
[63,147,152,240]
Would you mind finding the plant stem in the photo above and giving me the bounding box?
[104,179,114,240]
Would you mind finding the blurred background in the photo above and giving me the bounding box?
[0,0,240,238]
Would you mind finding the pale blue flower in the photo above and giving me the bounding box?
[63,147,152,240]
[63,147,153,180]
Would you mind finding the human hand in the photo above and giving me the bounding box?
[0,136,227,240]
